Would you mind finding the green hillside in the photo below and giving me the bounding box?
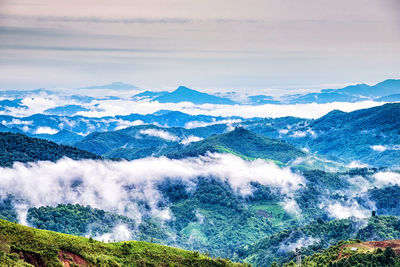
[286,239,400,266]
[0,219,245,266]
[0,132,100,167]
[165,127,306,164]
[240,215,400,266]
[74,124,227,159]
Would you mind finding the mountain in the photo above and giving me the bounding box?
[153,86,237,105]
[284,79,400,104]
[74,124,228,159]
[0,99,28,111]
[305,103,400,166]
[75,125,306,163]
[240,215,400,266]
[80,82,138,90]
[44,104,90,116]
[0,88,54,98]
[0,132,100,167]
[0,219,242,267]
[248,95,281,105]
[285,91,366,104]
[377,93,400,102]
[164,127,306,164]
[240,103,400,167]
[33,130,84,145]
[295,239,400,266]
[0,111,244,141]
[132,90,169,100]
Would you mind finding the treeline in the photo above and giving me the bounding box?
[0,132,100,167]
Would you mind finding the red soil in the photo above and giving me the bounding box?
[58,251,89,267]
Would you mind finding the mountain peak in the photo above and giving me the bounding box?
[175,85,193,91]
[153,86,236,105]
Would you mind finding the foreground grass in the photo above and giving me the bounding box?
[0,219,247,266]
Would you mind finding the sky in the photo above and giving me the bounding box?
[0,0,399,93]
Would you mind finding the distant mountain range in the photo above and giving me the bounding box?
[132,86,236,105]
[0,111,245,144]
[0,103,398,167]
[79,82,138,90]
[128,79,400,105]
[0,79,398,113]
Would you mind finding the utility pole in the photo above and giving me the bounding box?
[295,248,301,267]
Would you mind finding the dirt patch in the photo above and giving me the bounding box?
[336,240,400,261]
[58,251,89,267]
[363,240,400,254]
[17,250,46,267]
[256,209,272,218]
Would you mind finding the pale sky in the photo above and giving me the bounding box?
[0,0,399,93]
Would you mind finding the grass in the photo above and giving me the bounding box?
[0,219,247,266]
[249,200,293,227]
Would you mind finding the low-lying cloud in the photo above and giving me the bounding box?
[0,154,304,225]
[139,128,179,141]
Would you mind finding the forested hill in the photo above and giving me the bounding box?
[0,219,244,266]
[0,132,100,167]
[288,239,400,266]
[164,127,306,164]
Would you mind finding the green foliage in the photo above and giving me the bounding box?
[165,127,306,163]
[74,124,227,159]
[0,132,100,167]
[241,216,400,267]
[0,219,244,266]
[298,241,400,266]
[27,204,136,236]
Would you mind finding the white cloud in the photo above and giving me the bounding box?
[34,126,59,135]
[284,236,320,252]
[348,161,370,168]
[281,198,301,217]
[1,119,33,126]
[180,135,203,145]
[139,128,179,141]
[75,99,385,119]
[184,119,241,129]
[115,119,144,130]
[290,128,316,138]
[373,171,400,186]
[371,145,400,152]
[92,224,132,243]
[371,145,386,152]
[326,200,370,219]
[0,154,304,225]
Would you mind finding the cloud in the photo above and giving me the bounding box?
[180,135,203,145]
[282,236,320,252]
[326,200,370,219]
[34,126,59,135]
[348,161,370,168]
[370,145,400,152]
[0,154,304,225]
[371,145,387,152]
[13,203,30,227]
[184,119,242,129]
[281,198,301,217]
[1,119,33,126]
[76,99,386,119]
[373,171,400,186]
[139,129,179,141]
[92,224,132,243]
[0,14,257,25]
[114,119,144,130]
